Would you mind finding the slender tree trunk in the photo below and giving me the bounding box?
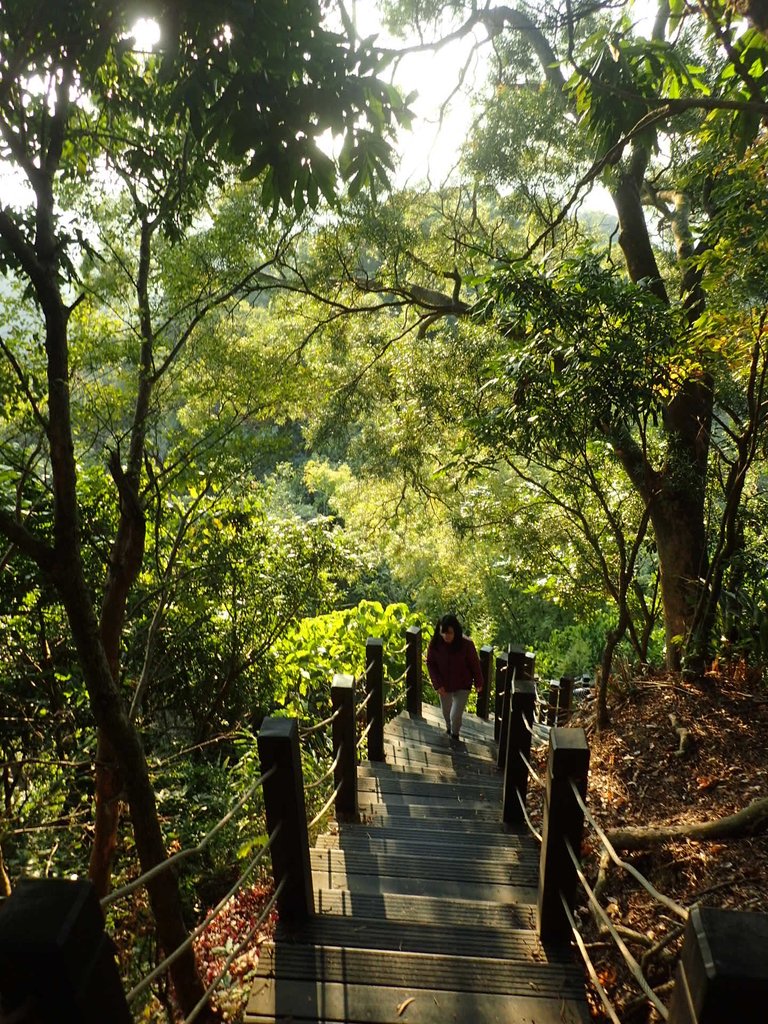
[0,844,11,897]
[41,223,214,1021]
[57,560,216,1020]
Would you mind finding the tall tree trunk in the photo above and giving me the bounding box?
[42,233,214,1021]
[611,162,713,671]
[596,609,630,733]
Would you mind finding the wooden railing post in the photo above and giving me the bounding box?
[537,727,590,944]
[493,652,508,742]
[0,878,132,1023]
[405,625,422,718]
[477,644,493,720]
[365,637,385,761]
[332,673,358,821]
[503,678,537,825]
[668,905,768,1022]
[497,660,515,771]
[257,717,313,925]
[547,681,560,726]
[558,676,574,724]
[499,645,532,770]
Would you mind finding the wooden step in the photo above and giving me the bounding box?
[246,946,589,1023]
[315,832,532,860]
[363,756,500,779]
[313,888,537,929]
[255,942,585,996]
[319,820,529,848]
[356,773,501,802]
[311,850,538,903]
[357,799,501,821]
[384,722,498,758]
[276,913,556,960]
[245,976,590,1024]
[310,848,538,884]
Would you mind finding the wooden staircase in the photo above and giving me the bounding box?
[245,704,590,1024]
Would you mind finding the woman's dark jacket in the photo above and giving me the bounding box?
[426,636,484,693]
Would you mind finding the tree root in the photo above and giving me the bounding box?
[606,795,768,851]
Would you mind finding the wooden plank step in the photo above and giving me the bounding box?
[313,869,537,905]
[251,943,586,999]
[333,815,520,839]
[356,794,500,817]
[421,705,497,733]
[356,774,501,802]
[320,821,530,847]
[274,913,556,961]
[405,704,496,729]
[314,888,537,930]
[389,707,496,738]
[311,853,538,903]
[245,976,590,1024]
[357,799,500,821]
[386,714,495,739]
[310,848,538,883]
[384,726,498,759]
[315,833,533,860]
[362,757,500,779]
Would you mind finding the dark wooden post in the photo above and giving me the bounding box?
[493,652,508,742]
[497,657,516,771]
[258,717,313,925]
[537,727,590,944]
[365,637,385,761]
[558,676,574,724]
[405,625,422,718]
[503,678,537,825]
[547,681,560,726]
[477,644,493,720]
[523,650,536,679]
[332,673,358,820]
[0,878,132,1024]
[668,905,768,1022]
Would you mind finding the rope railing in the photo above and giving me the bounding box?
[182,876,286,1024]
[389,666,408,687]
[102,764,278,909]
[563,836,670,1019]
[560,894,623,1024]
[518,747,545,790]
[308,779,344,829]
[299,705,342,738]
[126,822,282,1005]
[356,717,374,750]
[304,748,342,791]
[568,779,688,921]
[356,687,374,715]
[514,787,542,843]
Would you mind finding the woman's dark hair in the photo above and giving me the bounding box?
[430,613,463,648]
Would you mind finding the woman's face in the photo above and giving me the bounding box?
[440,625,455,644]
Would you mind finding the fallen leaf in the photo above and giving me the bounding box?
[396,997,415,1016]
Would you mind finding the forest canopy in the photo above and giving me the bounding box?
[1,0,767,1018]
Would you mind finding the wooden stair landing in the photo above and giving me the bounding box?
[245,704,590,1024]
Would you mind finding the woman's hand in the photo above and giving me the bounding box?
[437,687,447,696]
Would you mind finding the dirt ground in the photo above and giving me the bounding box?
[528,668,768,1022]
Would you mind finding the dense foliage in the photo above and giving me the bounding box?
[2,0,768,1017]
